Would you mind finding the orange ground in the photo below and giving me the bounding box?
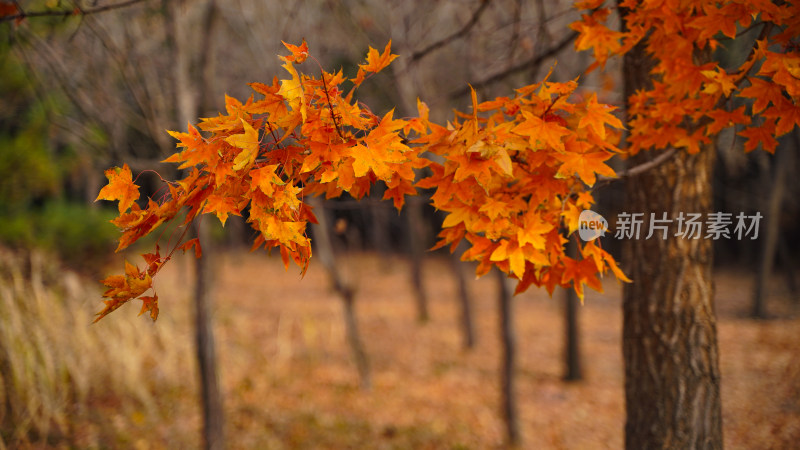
[149,250,800,449]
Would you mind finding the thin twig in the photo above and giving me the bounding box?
[410,0,491,63]
[1,0,147,23]
[320,70,345,141]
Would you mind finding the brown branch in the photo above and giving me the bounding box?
[410,0,491,63]
[1,0,148,23]
[594,147,677,187]
[449,31,578,99]
[321,70,345,141]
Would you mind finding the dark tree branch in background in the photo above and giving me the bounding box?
[595,148,678,187]
[0,0,147,23]
[410,0,491,62]
[504,0,522,67]
[449,31,578,98]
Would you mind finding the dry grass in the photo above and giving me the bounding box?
[0,247,198,448]
[1,247,798,448]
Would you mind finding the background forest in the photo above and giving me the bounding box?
[1,0,799,448]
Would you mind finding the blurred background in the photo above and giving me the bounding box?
[1,0,798,448]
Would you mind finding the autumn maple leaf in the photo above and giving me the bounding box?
[352,41,398,86]
[96,164,140,212]
[282,39,309,63]
[739,119,779,153]
[512,111,570,151]
[277,60,307,123]
[95,260,154,322]
[225,119,260,171]
[579,93,624,139]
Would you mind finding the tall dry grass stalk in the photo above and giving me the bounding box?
[0,247,198,448]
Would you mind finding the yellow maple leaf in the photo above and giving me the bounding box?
[225,119,260,171]
[277,60,307,123]
[490,240,526,278]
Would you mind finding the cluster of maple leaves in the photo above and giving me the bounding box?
[573,0,800,154]
[95,40,628,321]
[97,0,799,322]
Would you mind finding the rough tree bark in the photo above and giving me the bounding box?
[620,4,723,448]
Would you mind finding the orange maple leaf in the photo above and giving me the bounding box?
[95,260,154,322]
[561,256,604,301]
[490,239,527,278]
[96,164,140,213]
[554,136,616,186]
[578,93,624,139]
[281,39,309,63]
[739,120,779,153]
[138,295,159,321]
[352,41,398,86]
[512,111,571,151]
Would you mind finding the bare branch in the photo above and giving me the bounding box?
[410,0,491,63]
[594,148,678,187]
[449,31,578,99]
[1,0,148,23]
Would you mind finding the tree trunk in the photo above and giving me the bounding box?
[451,241,476,350]
[407,196,430,323]
[367,184,392,263]
[165,2,224,448]
[309,197,371,389]
[497,269,520,446]
[563,241,582,381]
[620,6,723,448]
[752,143,788,318]
[193,222,225,450]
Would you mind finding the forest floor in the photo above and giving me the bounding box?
[166,249,800,449]
[3,247,798,449]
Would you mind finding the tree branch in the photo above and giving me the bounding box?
[594,147,677,187]
[1,0,147,23]
[449,31,578,99]
[410,0,491,63]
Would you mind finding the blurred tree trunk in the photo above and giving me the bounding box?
[165,1,224,448]
[368,183,392,263]
[620,3,723,448]
[497,269,520,445]
[388,38,431,324]
[192,221,224,450]
[563,241,582,381]
[451,241,476,350]
[406,196,430,322]
[309,197,372,389]
[752,143,788,318]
